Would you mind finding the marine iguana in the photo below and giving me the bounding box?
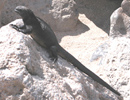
[10,6,121,96]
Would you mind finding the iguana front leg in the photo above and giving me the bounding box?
[10,24,33,34]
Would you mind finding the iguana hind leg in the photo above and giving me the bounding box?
[48,46,58,62]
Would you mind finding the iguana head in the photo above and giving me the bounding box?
[15,6,35,19]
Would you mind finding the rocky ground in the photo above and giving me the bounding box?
[0,19,121,100]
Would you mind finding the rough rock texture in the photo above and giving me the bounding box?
[100,37,130,100]
[0,0,78,31]
[0,19,122,100]
[91,0,130,100]
[104,1,130,99]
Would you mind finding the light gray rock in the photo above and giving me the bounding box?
[101,37,130,100]
[90,42,109,65]
[93,1,130,99]
[0,19,122,100]
[91,38,130,100]
[110,0,130,37]
[0,0,78,31]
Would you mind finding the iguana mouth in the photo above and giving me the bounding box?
[14,9,20,14]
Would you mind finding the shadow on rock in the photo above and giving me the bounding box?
[75,0,122,34]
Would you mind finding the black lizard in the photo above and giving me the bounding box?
[10,6,121,96]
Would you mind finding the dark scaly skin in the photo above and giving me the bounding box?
[10,6,121,96]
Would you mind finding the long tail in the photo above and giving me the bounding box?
[57,45,121,96]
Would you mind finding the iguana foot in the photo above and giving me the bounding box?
[10,24,20,31]
[49,56,58,63]
[49,46,58,63]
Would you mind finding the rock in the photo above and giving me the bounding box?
[90,42,109,65]
[110,0,130,37]
[0,0,78,31]
[100,37,130,100]
[0,19,121,100]
[92,0,130,99]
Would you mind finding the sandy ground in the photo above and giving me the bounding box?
[56,14,108,73]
